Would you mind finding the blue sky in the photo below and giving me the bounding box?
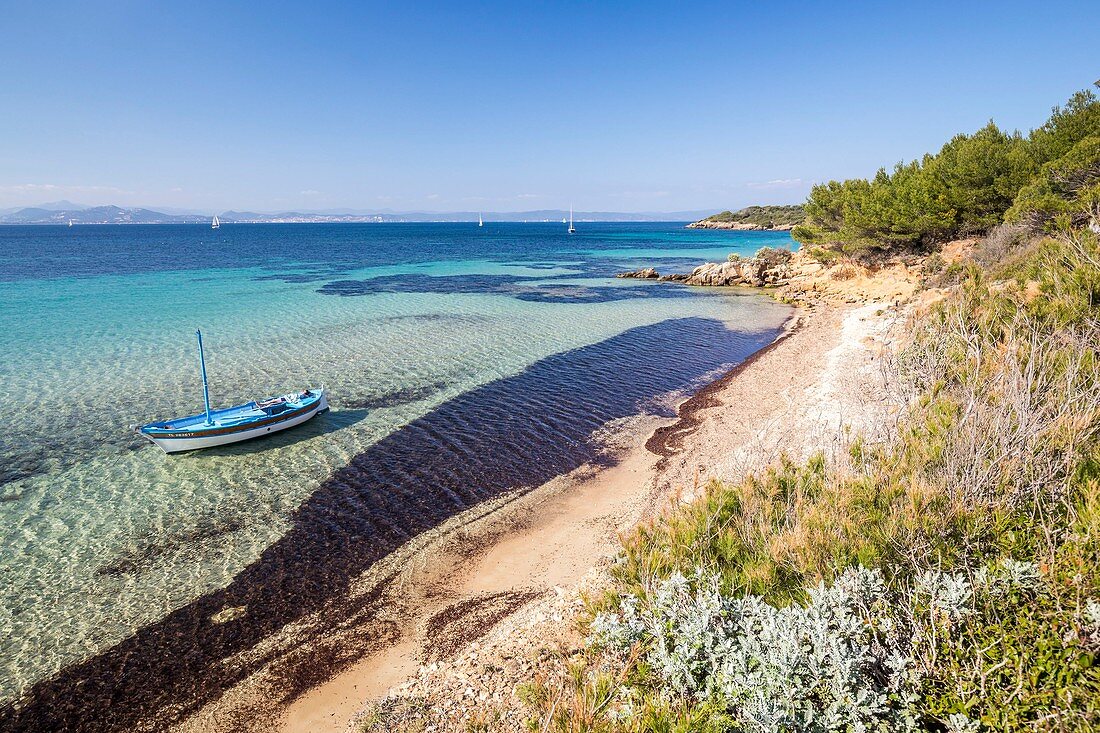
[0,1,1095,213]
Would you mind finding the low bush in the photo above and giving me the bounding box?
[752,247,793,269]
[831,262,859,280]
[805,246,843,265]
[578,559,1097,733]
[921,252,945,276]
[590,566,919,732]
[969,222,1031,270]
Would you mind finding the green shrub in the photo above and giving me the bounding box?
[922,252,946,275]
[804,246,843,265]
[1007,135,1100,229]
[591,567,920,732]
[793,88,1100,256]
[917,569,1100,731]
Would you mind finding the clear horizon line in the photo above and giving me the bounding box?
[3,203,739,215]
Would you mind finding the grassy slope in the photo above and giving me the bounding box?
[522,226,1100,732]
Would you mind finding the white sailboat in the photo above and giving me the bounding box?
[568,205,576,234]
[68,219,73,227]
[478,213,483,227]
[211,215,220,229]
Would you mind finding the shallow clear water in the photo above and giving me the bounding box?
[0,222,792,714]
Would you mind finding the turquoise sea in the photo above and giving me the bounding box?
[0,222,793,730]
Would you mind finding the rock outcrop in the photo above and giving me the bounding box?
[674,260,787,286]
[616,254,793,287]
[617,249,927,310]
[615,267,659,279]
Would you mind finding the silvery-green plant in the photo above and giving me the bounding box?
[995,558,1042,591]
[588,562,1059,731]
[1078,598,1100,651]
[915,570,973,623]
[590,567,921,733]
[1086,599,1100,630]
[944,712,982,733]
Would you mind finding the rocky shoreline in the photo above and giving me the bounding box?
[617,260,792,287]
[616,246,932,308]
[616,249,802,288]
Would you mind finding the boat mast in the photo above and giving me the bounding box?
[196,329,213,425]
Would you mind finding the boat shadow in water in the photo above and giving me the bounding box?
[183,407,371,456]
[0,316,782,733]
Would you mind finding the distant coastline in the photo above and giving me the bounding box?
[0,204,714,226]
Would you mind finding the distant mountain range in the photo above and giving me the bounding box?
[1,205,208,225]
[0,204,718,225]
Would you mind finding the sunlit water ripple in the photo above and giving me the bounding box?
[0,222,793,723]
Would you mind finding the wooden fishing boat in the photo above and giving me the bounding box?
[137,330,328,453]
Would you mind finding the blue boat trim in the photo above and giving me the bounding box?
[139,390,325,440]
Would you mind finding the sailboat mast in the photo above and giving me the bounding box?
[196,330,213,425]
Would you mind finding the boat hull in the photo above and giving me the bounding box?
[141,393,328,453]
